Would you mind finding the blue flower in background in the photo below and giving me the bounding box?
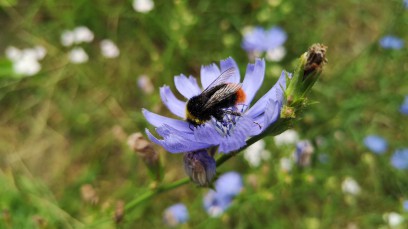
[403,200,408,212]
[242,26,287,52]
[203,171,243,217]
[242,26,287,61]
[400,96,408,115]
[294,140,314,167]
[363,135,388,154]
[144,57,286,153]
[404,0,408,8]
[163,203,189,226]
[391,148,408,170]
[203,190,233,217]
[379,35,404,50]
[215,171,243,196]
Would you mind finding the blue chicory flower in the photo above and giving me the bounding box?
[400,95,408,115]
[403,200,408,212]
[242,26,287,53]
[163,203,189,226]
[363,135,388,154]
[144,57,286,153]
[203,190,233,217]
[215,171,243,196]
[183,150,216,186]
[293,140,314,167]
[404,0,408,8]
[379,35,404,50]
[391,148,408,170]
[203,171,243,217]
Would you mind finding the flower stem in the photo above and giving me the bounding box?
[125,178,190,212]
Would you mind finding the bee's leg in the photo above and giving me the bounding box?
[224,110,242,117]
[213,111,225,123]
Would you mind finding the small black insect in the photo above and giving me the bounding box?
[186,68,246,127]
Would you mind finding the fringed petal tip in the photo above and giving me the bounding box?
[159,86,186,118]
[201,63,221,89]
[220,57,240,83]
[242,58,265,105]
[142,109,190,132]
[174,74,201,99]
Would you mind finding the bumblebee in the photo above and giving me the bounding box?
[186,68,246,126]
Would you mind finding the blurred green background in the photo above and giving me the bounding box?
[1,0,407,228]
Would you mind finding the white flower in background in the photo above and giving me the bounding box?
[341,177,361,196]
[100,39,120,58]
[266,46,286,62]
[61,30,75,47]
[137,75,154,94]
[383,212,404,228]
[73,26,94,43]
[68,47,89,64]
[133,0,154,13]
[60,26,94,46]
[280,157,293,172]
[5,45,47,76]
[5,46,22,61]
[274,129,299,146]
[33,46,47,60]
[13,56,41,76]
[243,139,271,167]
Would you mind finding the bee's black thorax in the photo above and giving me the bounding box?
[186,83,239,126]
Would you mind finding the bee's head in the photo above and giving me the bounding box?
[186,96,205,115]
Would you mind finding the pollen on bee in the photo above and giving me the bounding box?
[236,88,246,103]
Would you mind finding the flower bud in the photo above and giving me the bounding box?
[285,43,327,105]
[127,132,162,181]
[303,44,327,79]
[183,150,216,187]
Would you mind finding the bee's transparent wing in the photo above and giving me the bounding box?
[202,67,236,93]
[202,83,242,111]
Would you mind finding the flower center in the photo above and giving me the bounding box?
[212,105,247,137]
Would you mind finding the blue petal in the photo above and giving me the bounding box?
[203,190,232,217]
[263,99,282,127]
[390,148,408,170]
[215,171,243,197]
[142,109,191,133]
[160,86,186,118]
[220,57,240,84]
[174,74,202,99]
[363,135,388,154]
[242,27,266,52]
[242,58,265,105]
[218,117,253,153]
[400,95,408,115]
[201,63,221,89]
[265,27,287,49]
[194,124,221,145]
[379,35,404,50]
[163,203,189,225]
[247,70,286,118]
[146,126,210,153]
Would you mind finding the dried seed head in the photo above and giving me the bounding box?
[114,200,125,224]
[127,132,159,166]
[303,43,327,79]
[80,184,99,204]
